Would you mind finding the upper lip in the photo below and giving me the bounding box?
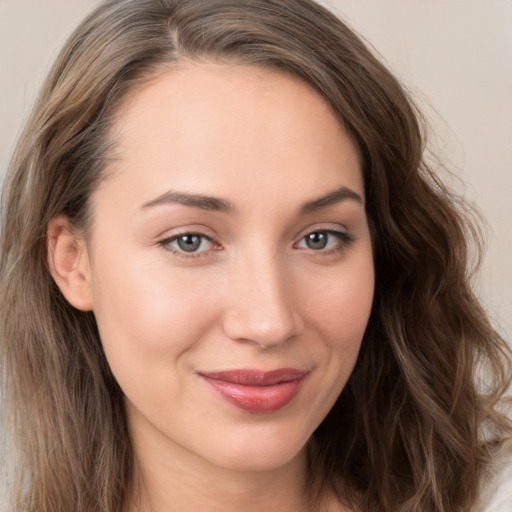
[198,368,308,386]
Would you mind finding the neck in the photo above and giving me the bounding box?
[128,447,312,512]
[126,419,316,512]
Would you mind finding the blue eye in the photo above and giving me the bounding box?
[296,230,353,252]
[304,231,330,250]
[161,233,215,255]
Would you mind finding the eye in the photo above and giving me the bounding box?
[295,229,353,253]
[159,232,218,256]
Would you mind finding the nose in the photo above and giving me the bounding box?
[222,254,304,349]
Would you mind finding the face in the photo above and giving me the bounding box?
[82,64,374,474]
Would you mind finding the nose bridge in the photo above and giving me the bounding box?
[223,245,303,347]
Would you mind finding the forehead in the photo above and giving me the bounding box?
[98,63,363,213]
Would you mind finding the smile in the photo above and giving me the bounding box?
[199,368,308,414]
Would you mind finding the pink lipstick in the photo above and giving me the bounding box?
[199,368,307,413]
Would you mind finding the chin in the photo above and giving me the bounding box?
[204,424,310,473]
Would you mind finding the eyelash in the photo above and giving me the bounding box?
[158,229,355,260]
[158,232,220,260]
[295,229,355,256]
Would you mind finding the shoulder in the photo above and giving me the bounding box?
[473,439,512,512]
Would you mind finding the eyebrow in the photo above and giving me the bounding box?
[140,185,363,215]
[141,191,236,213]
[299,186,364,214]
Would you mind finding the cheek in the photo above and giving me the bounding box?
[291,249,374,430]
[305,253,374,353]
[90,251,222,372]
[90,258,228,421]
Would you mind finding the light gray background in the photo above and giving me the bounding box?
[1,0,511,339]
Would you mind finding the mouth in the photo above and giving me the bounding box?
[198,368,308,414]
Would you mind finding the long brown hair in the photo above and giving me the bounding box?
[1,1,510,511]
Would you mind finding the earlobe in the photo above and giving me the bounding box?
[47,215,93,311]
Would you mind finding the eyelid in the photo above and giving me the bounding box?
[293,223,351,242]
[293,226,355,254]
[156,223,355,260]
[157,229,222,259]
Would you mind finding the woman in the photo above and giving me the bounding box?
[1,0,510,511]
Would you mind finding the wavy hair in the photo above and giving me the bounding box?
[1,1,510,511]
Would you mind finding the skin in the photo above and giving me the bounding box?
[49,63,374,512]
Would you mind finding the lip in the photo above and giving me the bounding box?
[199,368,308,414]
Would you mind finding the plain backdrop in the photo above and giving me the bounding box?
[1,0,511,339]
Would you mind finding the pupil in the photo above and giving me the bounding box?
[306,232,328,250]
[177,235,201,252]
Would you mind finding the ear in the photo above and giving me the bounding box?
[47,215,93,311]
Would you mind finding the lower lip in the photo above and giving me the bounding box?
[201,375,306,414]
